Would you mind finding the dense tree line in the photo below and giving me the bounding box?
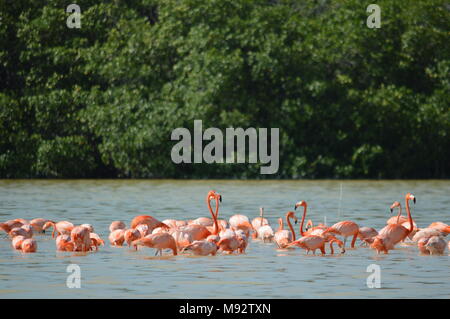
[0,0,449,178]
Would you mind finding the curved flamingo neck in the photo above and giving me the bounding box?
[405,196,413,233]
[395,204,402,224]
[207,196,220,235]
[260,208,264,227]
[299,206,307,237]
[277,218,283,232]
[286,213,296,241]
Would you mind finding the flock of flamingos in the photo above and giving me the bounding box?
[1,191,449,257]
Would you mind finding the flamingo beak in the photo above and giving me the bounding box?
[390,208,393,213]
[413,198,416,204]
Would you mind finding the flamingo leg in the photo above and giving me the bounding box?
[351,233,357,248]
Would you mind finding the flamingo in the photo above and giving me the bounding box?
[427,222,450,235]
[132,232,177,256]
[328,238,344,254]
[30,218,52,233]
[136,224,150,237]
[43,221,74,238]
[130,215,169,233]
[0,219,25,234]
[190,217,213,227]
[321,211,359,252]
[256,225,275,242]
[71,226,91,252]
[371,193,416,254]
[89,233,105,251]
[417,236,447,255]
[288,201,327,255]
[386,201,409,225]
[109,229,126,246]
[21,238,37,253]
[109,221,126,233]
[124,228,141,249]
[412,228,442,242]
[251,207,270,237]
[56,234,74,251]
[252,207,273,241]
[182,237,218,256]
[12,235,26,250]
[273,212,297,248]
[9,225,32,239]
[229,214,254,238]
[235,229,249,253]
[80,224,94,233]
[387,201,419,240]
[357,227,378,245]
[177,190,222,245]
[217,236,241,254]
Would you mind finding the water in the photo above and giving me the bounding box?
[0,180,449,298]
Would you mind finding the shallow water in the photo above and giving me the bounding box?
[0,179,449,298]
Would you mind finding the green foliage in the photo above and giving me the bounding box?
[0,0,449,178]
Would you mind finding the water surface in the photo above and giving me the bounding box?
[0,180,449,298]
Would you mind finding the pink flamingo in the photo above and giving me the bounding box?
[321,211,359,252]
[109,229,126,247]
[182,237,218,256]
[417,236,447,255]
[132,232,177,256]
[89,233,105,251]
[9,225,33,239]
[217,236,241,254]
[229,214,254,238]
[177,190,222,244]
[21,238,37,253]
[130,215,169,233]
[274,212,297,248]
[109,221,126,233]
[388,201,419,239]
[124,228,141,249]
[357,227,378,245]
[71,226,91,252]
[12,235,26,250]
[56,234,74,251]
[1,219,25,234]
[288,201,326,255]
[427,222,450,235]
[43,221,74,238]
[371,193,416,254]
[30,218,52,233]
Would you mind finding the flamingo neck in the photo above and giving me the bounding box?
[207,197,220,235]
[277,218,283,232]
[299,206,307,237]
[395,205,402,224]
[286,214,296,241]
[405,196,413,233]
[260,208,264,227]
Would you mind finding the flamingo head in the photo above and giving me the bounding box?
[406,193,416,204]
[206,190,221,203]
[285,211,298,224]
[370,237,385,252]
[390,201,401,213]
[294,201,307,210]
